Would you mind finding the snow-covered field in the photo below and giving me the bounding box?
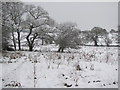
[0,45,118,88]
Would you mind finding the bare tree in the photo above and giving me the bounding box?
[2,2,14,50]
[7,2,25,50]
[87,27,108,46]
[23,5,49,51]
[2,2,25,50]
[56,22,81,52]
[37,24,55,45]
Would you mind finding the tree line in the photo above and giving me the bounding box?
[1,2,119,52]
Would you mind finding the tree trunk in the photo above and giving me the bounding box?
[41,37,44,45]
[26,26,33,51]
[26,26,38,51]
[58,47,61,52]
[94,40,98,46]
[27,40,34,51]
[11,31,16,50]
[61,48,64,52]
[17,30,21,50]
[107,43,109,47]
[29,44,33,51]
[58,47,64,52]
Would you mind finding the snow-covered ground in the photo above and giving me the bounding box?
[0,46,118,88]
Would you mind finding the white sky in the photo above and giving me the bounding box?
[22,1,118,31]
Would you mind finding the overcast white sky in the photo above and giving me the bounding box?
[23,2,118,31]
